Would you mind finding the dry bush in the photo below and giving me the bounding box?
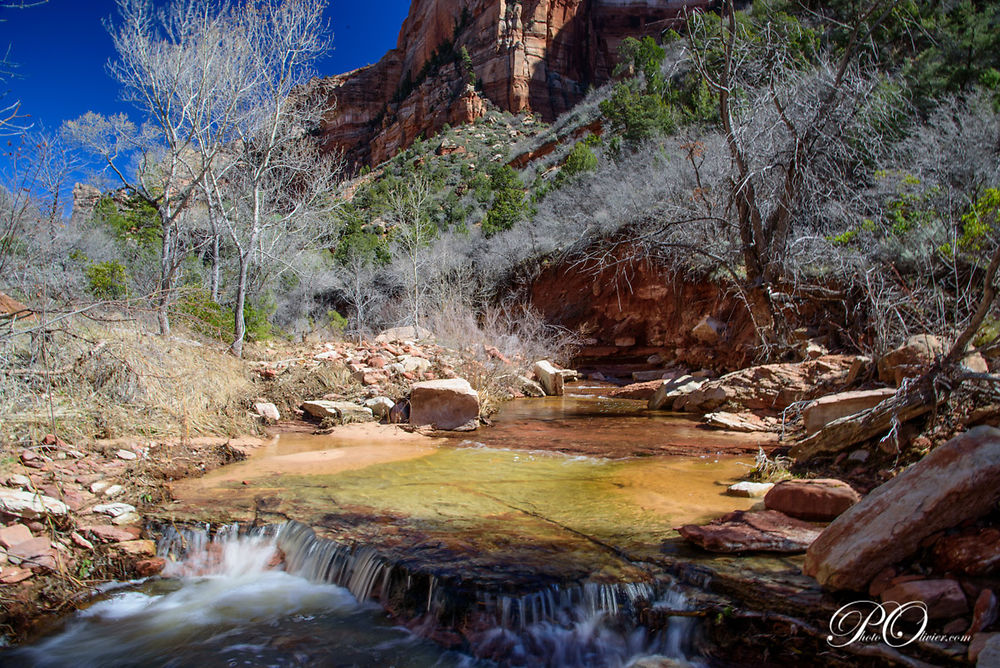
[0,312,259,446]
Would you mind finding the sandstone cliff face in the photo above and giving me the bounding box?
[317,0,710,169]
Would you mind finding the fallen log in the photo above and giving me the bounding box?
[789,377,939,460]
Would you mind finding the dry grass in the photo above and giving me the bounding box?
[0,311,260,447]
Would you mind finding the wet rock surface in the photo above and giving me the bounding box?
[763,479,860,522]
[805,426,1000,591]
[677,510,822,554]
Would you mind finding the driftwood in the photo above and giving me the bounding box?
[789,377,940,460]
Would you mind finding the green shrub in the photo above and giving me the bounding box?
[483,165,528,237]
[84,261,129,299]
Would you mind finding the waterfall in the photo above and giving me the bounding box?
[151,520,702,666]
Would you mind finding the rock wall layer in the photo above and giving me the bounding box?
[316,0,711,168]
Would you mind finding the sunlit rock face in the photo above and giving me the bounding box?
[314,0,711,169]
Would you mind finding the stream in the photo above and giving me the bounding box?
[6,386,779,667]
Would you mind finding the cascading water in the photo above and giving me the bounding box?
[3,521,704,667]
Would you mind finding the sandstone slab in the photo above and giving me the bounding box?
[802,388,897,435]
[92,502,137,518]
[703,411,770,433]
[0,488,68,519]
[804,426,1000,591]
[409,378,479,431]
[764,479,860,522]
[647,376,704,410]
[533,360,564,397]
[301,400,374,423]
[673,356,859,413]
[0,523,33,550]
[678,510,822,554]
[81,525,141,543]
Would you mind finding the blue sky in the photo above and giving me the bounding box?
[0,0,412,134]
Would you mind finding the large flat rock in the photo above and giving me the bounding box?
[804,426,1000,591]
[409,378,479,430]
[802,389,897,434]
[678,510,822,553]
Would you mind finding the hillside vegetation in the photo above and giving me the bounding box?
[2,0,999,439]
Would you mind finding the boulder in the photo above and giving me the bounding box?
[409,378,480,431]
[516,375,546,398]
[135,557,166,577]
[764,479,860,522]
[691,315,726,344]
[363,396,396,420]
[726,481,774,498]
[533,360,564,396]
[647,376,704,410]
[804,426,1000,591]
[877,334,947,386]
[375,325,432,343]
[802,388,897,435]
[0,488,69,519]
[932,527,1000,576]
[672,356,859,413]
[254,402,281,423]
[879,579,968,620]
[678,510,822,553]
[301,400,374,423]
[608,380,665,401]
[703,411,770,433]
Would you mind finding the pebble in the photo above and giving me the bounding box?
[116,449,138,461]
[103,484,125,498]
[92,502,137,518]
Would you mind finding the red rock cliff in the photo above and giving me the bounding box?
[316,0,710,169]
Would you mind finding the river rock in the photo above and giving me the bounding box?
[880,579,968,619]
[0,565,33,584]
[703,411,770,432]
[363,396,396,420]
[0,488,69,519]
[409,378,479,430]
[7,536,54,570]
[672,356,859,413]
[81,524,141,543]
[254,402,280,423]
[609,380,665,400]
[113,539,156,557]
[301,400,374,423]
[678,510,822,553]
[116,449,138,461]
[516,375,546,398]
[932,527,1000,576]
[764,479,860,522]
[92,502,137,518]
[804,426,1000,591]
[802,388,897,434]
[877,334,947,386]
[4,474,32,489]
[400,355,432,374]
[726,482,774,498]
[647,376,704,410]
[0,523,33,549]
[533,360,564,396]
[135,557,166,577]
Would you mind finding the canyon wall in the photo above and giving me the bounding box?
[315,0,711,168]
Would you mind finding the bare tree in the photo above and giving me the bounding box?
[193,0,337,357]
[385,173,434,329]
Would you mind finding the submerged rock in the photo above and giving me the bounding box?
[409,378,480,431]
[763,479,860,522]
[678,510,822,553]
[804,426,1000,591]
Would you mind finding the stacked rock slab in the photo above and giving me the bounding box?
[804,426,1000,591]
